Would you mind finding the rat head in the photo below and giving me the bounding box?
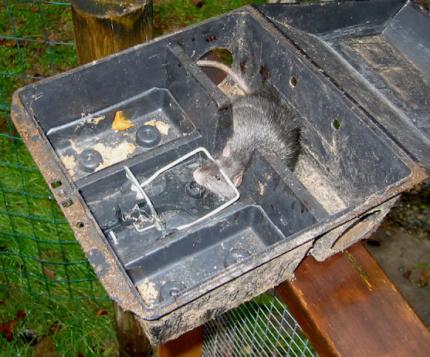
[193,155,245,199]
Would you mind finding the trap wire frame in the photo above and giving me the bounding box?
[123,147,240,233]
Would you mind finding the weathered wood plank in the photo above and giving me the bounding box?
[276,243,430,357]
[157,326,204,357]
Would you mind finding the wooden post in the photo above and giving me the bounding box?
[113,303,152,357]
[70,1,153,355]
[71,0,153,64]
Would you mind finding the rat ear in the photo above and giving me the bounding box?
[232,171,244,187]
[222,143,231,157]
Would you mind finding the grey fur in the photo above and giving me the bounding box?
[193,64,301,198]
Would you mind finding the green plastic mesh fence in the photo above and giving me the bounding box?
[0,0,107,303]
[0,1,118,354]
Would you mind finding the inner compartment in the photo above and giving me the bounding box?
[49,88,195,180]
[126,205,284,306]
[20,45,227,180]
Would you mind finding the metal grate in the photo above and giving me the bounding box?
[203,292,316,357]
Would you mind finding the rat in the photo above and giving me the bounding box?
[193,59,301,198]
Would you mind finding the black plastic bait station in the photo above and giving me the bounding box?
[11,0,430,344]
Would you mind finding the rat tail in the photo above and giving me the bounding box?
[196,59,251,95]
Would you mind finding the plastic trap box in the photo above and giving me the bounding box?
[11,0,429,344]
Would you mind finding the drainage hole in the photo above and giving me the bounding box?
[289,76,298,87]
[206,35,217,42]
[61,199,73,208]
[51,180,62,189]
[332,119,341,130]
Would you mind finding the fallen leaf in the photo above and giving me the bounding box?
[89,115,105,125]
[0,39,17,47]
[144,119,170,136]
[112,111,134,131]
[96,309,108,316]
[192,0,204,8]
[61,154,77,173]
[34,336,56,357]
[418,269,430,287]
[0,310,27,341]
[402,269,412,281]
[43,267,56,279]
[0,319,17,341]
[49,322,62,335]
[16,310,26,320]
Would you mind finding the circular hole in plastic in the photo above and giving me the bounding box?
[169,288,181,298]
[159,281,186,302]
[198,48,233,85]
[51,180,62,189]
[289,76,298,88]
[331,210,382,251]
[332,119,341,130]
[61,199,73,208]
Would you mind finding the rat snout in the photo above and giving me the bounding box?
[193,165,213,189]
[192,166,205,186]
[193,162,217,185]
[193,164,231,199]
[192,157,242,199]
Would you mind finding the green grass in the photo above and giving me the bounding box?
[0,286,117,356]
[0,134,116,355]
[153,0,266,35]
[0,0,266,354]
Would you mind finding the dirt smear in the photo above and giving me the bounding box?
[295,156,346,214]
[137,279,159,306]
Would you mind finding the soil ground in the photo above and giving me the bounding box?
[366,182,430,327]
